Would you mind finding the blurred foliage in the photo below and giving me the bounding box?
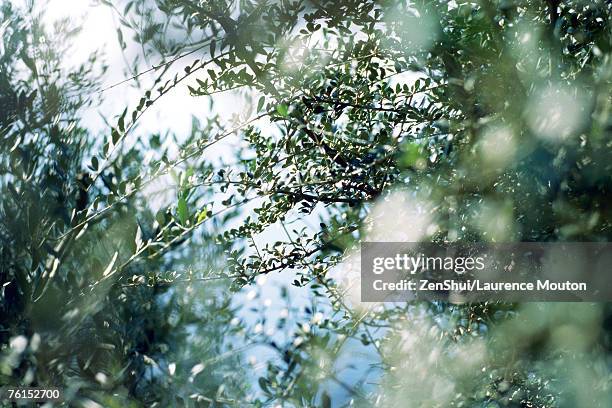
[0,2,247,406]
[1,0,612,407]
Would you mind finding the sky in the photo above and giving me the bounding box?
[44,0,223,135]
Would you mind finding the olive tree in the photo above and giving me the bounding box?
[109,0,611,406]
[1,2,248,406]
[2,0,611,406]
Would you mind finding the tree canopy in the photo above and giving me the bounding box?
[1,0,611,407]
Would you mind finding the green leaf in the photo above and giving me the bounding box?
[118,108,127,132]
[177,197,188,225]
[276,103,289,117]
[257,96,265,112]
[400,143,425,168]
[90,156,99,171]
[135,225,143,250]
[102,251,119,278]
[111,128,120,144]
[197,209,208,224]
[116,28,126,50]
[155,209,167,227]
[258,377,270,394]
[321,392,331,408]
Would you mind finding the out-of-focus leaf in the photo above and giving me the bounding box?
[177,197,188,225]
[276,104,288,117]
[102,251,118,277]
